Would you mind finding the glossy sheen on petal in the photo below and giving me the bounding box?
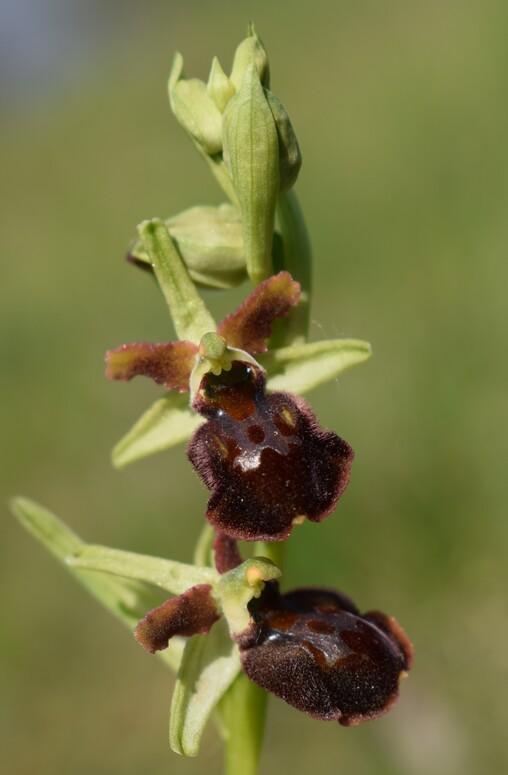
[105,340,198,392]
[237,583,413,724]
[134,584,220,653]
[216,271,300,354]
[188,361,354,541]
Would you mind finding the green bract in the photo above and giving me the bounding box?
[10,498,186,671]
[11,499,283,758]
[130,204,247,290]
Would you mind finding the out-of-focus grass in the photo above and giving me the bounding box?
[1,1,507,773]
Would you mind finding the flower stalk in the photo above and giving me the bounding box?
[220,674,267,775]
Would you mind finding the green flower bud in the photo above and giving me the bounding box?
[265,90,302,192]
[129,204,247,289]
[230,22,270,90]
[168,52,223,155]
[223,64,279,284]
[207,57,236,113]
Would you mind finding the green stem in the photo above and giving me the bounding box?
[253,539,285,570]
[220,673,268,775]
[199,148,240,207]
[274,189,312,345]
[217,190,310,775]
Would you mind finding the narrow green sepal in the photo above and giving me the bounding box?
[167,57,237,203]
[207,57,236,113]
[168,51,184,91]
[230,23,270,89]
[10,498,184,671]
[137,218,216,342]
[168,53,223,155]
[265,90,302,192]
[223,64,279,284]
[262,338,372,394]
[111,392,204,469]
[169,618,241,757]
[68,545,219,596]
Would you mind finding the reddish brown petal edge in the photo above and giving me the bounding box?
[105,340,198,392]
[134,584,220,654]
[217,271,300,354]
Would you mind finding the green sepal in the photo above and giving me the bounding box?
[68,545,219,596]
[168,54,238,203]
[130,205,246,290]
[168,53,223,155]
[262,338,372,394]
[230,23,270,89]
[137,219,216,341]
[111,392,204,469]
[265,90,301,192]
[223,64,279,284]
[169,618,241,757]
[207,57,236,113]
[10,498,184,672]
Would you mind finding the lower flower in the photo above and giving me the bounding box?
[134,569,412,725]
[236,583,413,725]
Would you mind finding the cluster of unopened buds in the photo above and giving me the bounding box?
[13,23,412,764]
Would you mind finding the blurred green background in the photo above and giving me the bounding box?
[2,1,507,773]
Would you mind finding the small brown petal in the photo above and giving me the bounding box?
[134,584,220,654]
[216,271,300,354]
[105,340,198,392]
[213,532,244,574]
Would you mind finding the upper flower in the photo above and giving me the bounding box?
[107,271,354,541]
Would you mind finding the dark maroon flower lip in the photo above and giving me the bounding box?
[188,361,354,541]
[236,583,413,724]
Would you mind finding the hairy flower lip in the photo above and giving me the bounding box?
[236,583,413,724]
[189,366,354,542]
[107,270,355,543]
